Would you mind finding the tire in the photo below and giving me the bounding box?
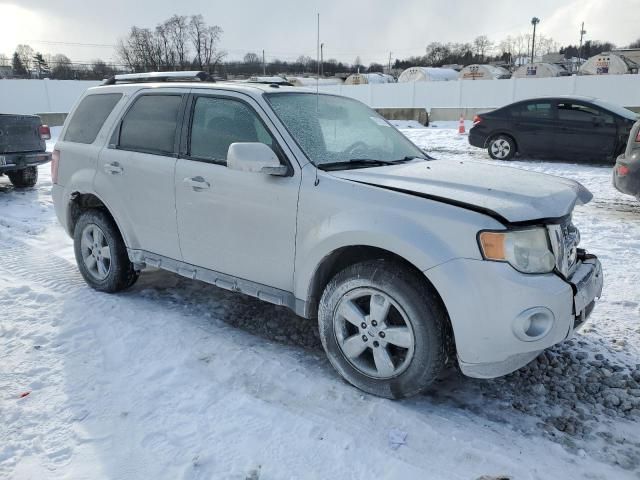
[318,260,447,399]
[487,135,516,160]
[8,166,38,188]
[73,209,138,293]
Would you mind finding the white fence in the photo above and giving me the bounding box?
[0,79,101,115]
[317,74,640,110]
[1,76,640,116]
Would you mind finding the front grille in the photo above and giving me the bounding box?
[548,218,580,277]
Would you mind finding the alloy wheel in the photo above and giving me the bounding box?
[80,224,111,280]
[333,288,416,379]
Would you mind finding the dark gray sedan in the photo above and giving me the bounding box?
[469,96,638,163]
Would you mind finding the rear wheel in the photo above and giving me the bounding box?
[488,135,516,160]
[318,260,447,399]
[8,166,38,188]
[73,209,138,292]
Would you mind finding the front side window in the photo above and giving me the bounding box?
[119,94,182,155]
[65,93,122,144]
[189,97,276,162]
[265,93,425,167]
[557,102,614,124]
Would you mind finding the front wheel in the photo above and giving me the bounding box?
[73,209,138,293]
[318,260,448,399]
[8,166,38,188]
[487,135,516,160]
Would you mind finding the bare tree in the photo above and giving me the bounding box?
[243,52,261,64]
[473,35,493,62]
[117,26,163,72]
[0,54,8,67]
[189,15,224,72]
[50,54,74,79]
[16,44,34,73]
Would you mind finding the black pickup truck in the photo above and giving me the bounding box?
[0,114,52,188]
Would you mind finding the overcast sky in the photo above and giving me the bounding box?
[2,0,639,66]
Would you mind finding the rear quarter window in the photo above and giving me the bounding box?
[64,93,122,144]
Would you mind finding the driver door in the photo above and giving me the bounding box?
[174,92,300,291]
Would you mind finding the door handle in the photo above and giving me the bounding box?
[103,162,123,175]
[183,176,210,191]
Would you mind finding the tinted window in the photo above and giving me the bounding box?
[557,102,614,124]
[119,95,182,155]
[512,102,553,119]
[65,93,122,144]
[189,97,276,162]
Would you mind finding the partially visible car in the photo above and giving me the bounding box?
[469,96,638,163]
[0,114,52,187]
[613,119,640,200]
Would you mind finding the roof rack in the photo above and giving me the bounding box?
[102,71,215,85]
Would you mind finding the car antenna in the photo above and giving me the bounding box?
[314,12,321,186]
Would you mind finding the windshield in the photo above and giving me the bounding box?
[592,99,638,120]
[265,92,426,167]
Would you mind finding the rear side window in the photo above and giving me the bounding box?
[119,95,182,155]
[512,102,553,119]
[64,93,122,144]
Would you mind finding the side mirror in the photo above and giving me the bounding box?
[227,142,287,176]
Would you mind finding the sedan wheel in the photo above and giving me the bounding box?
[488,136,516,160]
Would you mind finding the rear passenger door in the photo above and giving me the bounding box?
[509,101,557,156]
[95,89,187,260]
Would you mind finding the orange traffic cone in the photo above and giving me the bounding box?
[458,115,466,134]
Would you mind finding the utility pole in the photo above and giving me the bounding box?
[578,22,586,69]
[262,49,266,75]
[320,43,324,76]
[388,52,392,74]
[530,17,540,64]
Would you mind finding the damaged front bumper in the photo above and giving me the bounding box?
[426,252,603,379]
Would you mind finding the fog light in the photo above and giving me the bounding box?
[513,307,554,342]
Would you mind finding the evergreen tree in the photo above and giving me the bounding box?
[12,52,28,77]
[33,52,50,78]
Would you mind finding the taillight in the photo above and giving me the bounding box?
[52,149,60,184]
[618,164,630,176]
[636,130,640,143]
[39,124,51,140]
[473,115,482,125]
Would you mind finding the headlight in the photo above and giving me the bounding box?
[479,228,556,274]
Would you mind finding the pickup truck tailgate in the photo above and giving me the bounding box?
[0,114,44,154]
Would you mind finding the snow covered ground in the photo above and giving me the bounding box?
[1,126,639,479]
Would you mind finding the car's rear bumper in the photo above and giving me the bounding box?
[613,154,640,198]
[426,253,603,378]
[0,151,51,173]
[468,129,486,149]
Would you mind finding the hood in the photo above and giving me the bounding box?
[331,160,592,224]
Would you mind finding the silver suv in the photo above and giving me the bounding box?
[52,72,603,398]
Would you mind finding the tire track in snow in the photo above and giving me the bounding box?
[0,241,85,294]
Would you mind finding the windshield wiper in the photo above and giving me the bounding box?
[318,159,398,171]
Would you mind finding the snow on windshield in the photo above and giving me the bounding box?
[265,93,424,165]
